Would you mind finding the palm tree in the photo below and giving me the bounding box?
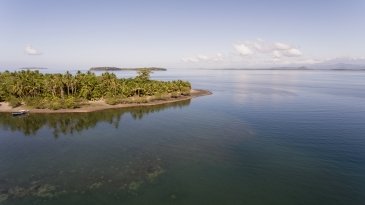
[0,70,192,108]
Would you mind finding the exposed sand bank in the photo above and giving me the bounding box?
[0,89,211,114]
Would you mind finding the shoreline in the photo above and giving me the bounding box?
[0,89,211,114]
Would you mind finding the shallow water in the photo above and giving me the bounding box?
[0,69,364,205]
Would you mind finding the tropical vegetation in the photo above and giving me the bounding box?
[0,69,191,110]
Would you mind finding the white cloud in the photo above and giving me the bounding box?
[234,40,302,58]
[197,55,209,61]
[234,39,302,59]
[251,39,273,53]
[282,48,302,57]
[253,42,263,51]
[25,45,42,55]
[271,47,303,59]
[272,50,282,58]
[273,42,292,50]
[213,53,224,61]
[182,38,306,66]
[234,43,253,56]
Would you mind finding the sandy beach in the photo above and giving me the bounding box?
[0,89,211,113]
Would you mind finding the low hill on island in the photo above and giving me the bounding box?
[19,67,48,70]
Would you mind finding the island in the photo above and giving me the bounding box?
[89,67,167,71]
[0,69,211,113]
[19,67,48,70]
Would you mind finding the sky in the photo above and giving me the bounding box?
[0,0,364,69]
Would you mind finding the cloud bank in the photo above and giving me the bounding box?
[233,39,302,58]
[182,39,309,66]
[234,44,253,56]
[25,45,42,55]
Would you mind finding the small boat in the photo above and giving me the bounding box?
[12,110,29,116]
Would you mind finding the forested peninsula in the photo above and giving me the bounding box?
[0,69,210,113]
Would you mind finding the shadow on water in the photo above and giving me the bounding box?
[0,100,191,138]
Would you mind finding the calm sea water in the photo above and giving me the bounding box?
[0,69,364,205]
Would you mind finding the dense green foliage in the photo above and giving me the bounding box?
[0,69,191,109]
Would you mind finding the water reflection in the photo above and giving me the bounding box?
[0,70,364,204]
[0,100,191,137]
[230,71,299,105]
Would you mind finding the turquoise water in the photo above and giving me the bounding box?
[0,70,364,204]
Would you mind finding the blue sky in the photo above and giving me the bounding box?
[0,0,364,69]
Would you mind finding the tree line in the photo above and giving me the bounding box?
[0,69,191,109]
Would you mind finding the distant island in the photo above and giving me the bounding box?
[19,67,48,70]
[89,67,167,71]
[0,69,210,113]
[204,65,365,71]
